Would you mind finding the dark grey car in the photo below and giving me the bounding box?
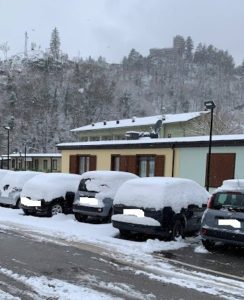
[201,179,244,250]
[72,171,138,223]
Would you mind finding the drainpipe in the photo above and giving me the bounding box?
[171,144,175,177]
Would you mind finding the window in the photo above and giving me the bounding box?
[12,159,15,169]
[139,156,155,177]
[206,153,236,188]
[43,160,48,171]
[52,159,57,170]
[111,156,120,171]
[34,159,39,170]
[69,155,96,174]
[111,154,165,176]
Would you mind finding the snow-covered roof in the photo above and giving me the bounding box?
[114,177,210,212]
[21,173,82,202]
[57,134,244,149]
[71,111,208,132]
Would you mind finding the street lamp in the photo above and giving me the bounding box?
[204,100,216,191]
[3,126,11,170]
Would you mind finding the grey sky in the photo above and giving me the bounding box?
[0,0,243,65]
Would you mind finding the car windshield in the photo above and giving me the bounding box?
[78,178,98,193]
[213,192,244,210]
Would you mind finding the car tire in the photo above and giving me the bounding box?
[171,220,185,241]
[119,229,130,238]
[15,199,21,209]
[48,202,63,217]
[74,213,87,222]
[202,239,216,251]
[22,208,30,216]
[103,209,113,223]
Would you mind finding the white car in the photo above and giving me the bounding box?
[0,171,39,208]
[20,172,82,217]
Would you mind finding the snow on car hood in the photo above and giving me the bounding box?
[114,177,210,213]
[21,173,82,202]
[80,171,138,200]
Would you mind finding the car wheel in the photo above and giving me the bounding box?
[119,229,130,238]
[171,220,185,241]
[22,208,30,216]
[48,203,63,217]
[202,239,216,251]
[103,209,113,223]
[15,199,21,209]
[74,213,87,222]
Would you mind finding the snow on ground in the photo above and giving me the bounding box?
[0,267,117,300]
[0,289,19,300]
[0,208,188,256]
[0,208,244,300]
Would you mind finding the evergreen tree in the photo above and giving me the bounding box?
[50,27,61,60]
[185,36,194,61]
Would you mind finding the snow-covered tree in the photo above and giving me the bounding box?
[50,27,61,60]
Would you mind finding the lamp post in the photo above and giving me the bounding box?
[24,144,27,171]
[204,101,216,191]
[3,126,11,170]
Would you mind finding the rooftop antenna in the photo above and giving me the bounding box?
[24,31,28,58]
[154,119,162,135]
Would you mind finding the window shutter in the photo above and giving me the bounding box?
[154,155,165,176]
[206,153,236,188]
[119,155,138,174]
[89,155,97,171]
[119,156,128,172]
[126,155,138,174]
[69,155,79,174]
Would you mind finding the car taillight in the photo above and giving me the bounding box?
[207,196,214,208]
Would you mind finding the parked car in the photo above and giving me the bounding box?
[0,171,40,208]
[72,171,138,223]
[20,173,82,217]
[112,177,209,240]
[201,179,244,250]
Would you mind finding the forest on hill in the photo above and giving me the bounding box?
[0,29,243,154]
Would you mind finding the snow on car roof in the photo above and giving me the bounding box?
[80,171,138,199]
[0,170,14,181]
[215,179,244,192]
[114,177,210,213]
[0,171,41,190]
[21,173,82,202]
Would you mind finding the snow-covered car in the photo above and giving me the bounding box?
[0,171,40,208]
[20,173,82,217]
[72,171,138,223]
[201,179,244,250]
[112,177,210,240]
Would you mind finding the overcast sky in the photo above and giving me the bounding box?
[0,0,243,65]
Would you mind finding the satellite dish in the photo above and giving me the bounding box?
[154,119,162,134]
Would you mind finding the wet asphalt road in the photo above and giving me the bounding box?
[0,228,223,300]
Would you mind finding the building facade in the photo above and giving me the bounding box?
[57,135,244,192]
[1,153,62,172]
